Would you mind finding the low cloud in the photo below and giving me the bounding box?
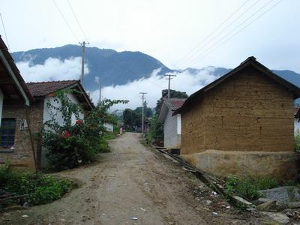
[17,57,89,82]
[90,68,219,110]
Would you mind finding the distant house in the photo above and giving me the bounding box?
[0,80,94,169]
[158,98,186,149]
[174,57,300,181]
[104,122,114,132]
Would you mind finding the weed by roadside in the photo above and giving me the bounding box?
[224,175,281,201]
[0,164,72,210]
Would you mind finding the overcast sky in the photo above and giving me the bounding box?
[1,0,299,72]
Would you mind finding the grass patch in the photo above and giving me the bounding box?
[0,164,72,210]
[224,175,280,201]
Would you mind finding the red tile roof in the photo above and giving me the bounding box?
[164,98,186,111]
[26,80,79,97]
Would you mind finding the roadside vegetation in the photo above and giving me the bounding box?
[0,164,72,210]
[41,90,127,171]
[224,175,293,201]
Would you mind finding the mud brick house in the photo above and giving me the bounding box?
[0,80,93,169]
[158,98,186,149]
[174,57,300,181]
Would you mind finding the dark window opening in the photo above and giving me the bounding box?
[0,119,16,147]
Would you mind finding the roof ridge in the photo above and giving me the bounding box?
[26,80,79,84]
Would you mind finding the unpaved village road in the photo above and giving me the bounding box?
[0,133,269,225]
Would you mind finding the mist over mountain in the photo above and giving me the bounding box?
[11,45,300,95]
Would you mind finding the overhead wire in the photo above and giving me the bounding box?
[186,0,283,67]
[0,13,10,50]
[176,0,259,68]
[52,0,80,42]
[66,0,89,42]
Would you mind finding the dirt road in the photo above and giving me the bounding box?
[0,132,267,224]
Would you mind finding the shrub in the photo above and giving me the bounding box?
[0,165,72,208]
[224,175,280,201]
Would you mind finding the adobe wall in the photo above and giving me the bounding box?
[181,68,294,155]
[0,100,44,170]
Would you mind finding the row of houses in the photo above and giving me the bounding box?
[0,36,94,169]
[159,56,300,181]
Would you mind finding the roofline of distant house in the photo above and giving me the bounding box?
[174,56,300,115]
[0,36,34,105]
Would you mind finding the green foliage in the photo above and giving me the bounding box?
[0,165,72,208]
[42,92,128,171]
[146,115,163,146]
[295,130,300,151]
[224,175,280,201]
[123,108,141,131]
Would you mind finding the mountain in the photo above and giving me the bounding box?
[12,45,172,91]
[11,45,300,93]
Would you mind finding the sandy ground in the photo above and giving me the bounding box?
[0,132,269,225]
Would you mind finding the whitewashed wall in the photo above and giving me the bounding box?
[295,118,300,135]
[104,123,114,132]
[164,109,181,149]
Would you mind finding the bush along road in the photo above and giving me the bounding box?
[0,132,272,225]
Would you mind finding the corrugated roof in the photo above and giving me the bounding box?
[26,80,79,97]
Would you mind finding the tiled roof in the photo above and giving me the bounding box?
[164,98,186,111]
[26,80,79,97]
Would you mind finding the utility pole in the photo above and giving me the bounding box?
[80,41,89,88]
[164,74,176,98]
[139,92,147,133]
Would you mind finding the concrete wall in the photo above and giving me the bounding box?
[164,109,181,148]
[0,100,44,169]
[180,68,296,180]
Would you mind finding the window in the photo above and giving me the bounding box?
[0,119,16,147]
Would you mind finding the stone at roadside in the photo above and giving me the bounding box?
[257,200,277,211]
[256,198,274,205]
[258,186,300,203]
[287,202,300,209]
[261,212,290,224]
[204,200,212,205]
[233,196,253,206]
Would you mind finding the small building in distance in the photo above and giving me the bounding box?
[158,98,186,149]
[174,57,300,181]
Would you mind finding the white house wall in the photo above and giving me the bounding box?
[295,118,300,135]
[41,92,84,167]
[164,109,181,149]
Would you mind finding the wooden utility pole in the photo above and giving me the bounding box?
[164,74,176,98]
[80,41,88,88]
[139,92,147,133]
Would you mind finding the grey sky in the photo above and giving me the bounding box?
[0,0,299,72]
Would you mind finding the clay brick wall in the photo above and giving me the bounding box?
[181,68,294,154]
[0,100,44,169]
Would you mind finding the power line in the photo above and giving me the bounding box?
[187,0,283,66]
[164,74,177,99]
[0,13,10,50]
[66,0,89,42]
[178,0,262,68]
[52,0,80,42]
[176,0,253,68]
